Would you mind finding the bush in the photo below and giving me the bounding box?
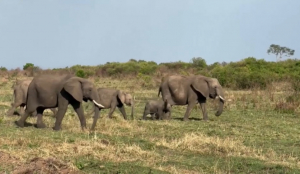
[76,70,86,78]
[23,63,34,70]
[0,66,7,71]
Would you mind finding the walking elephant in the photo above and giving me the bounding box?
[142,99,171,120]
[6,79,57,117]
[158,75,225,121]
[15,74,105,131]
[87,88,134,120]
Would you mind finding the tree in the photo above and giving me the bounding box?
[23,63,34,70]
[190,57,207,69]
[267,44,295,61]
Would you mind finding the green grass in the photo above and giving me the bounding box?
[0,78,299,173]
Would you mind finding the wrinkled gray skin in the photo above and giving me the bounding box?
[6,79,57,117]
[158,75,225,121]
[88,88,134,120]
[15,74,105,131]
[142,99,171,120]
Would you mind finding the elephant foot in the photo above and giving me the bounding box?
[183,118,189,121]
[36,123,46,129]
[52,126,61,131]
[15,120,24,127]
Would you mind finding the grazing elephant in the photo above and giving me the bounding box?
[142,99,171,120]
[6,79,57,117]
[15,74,105,131]
[87,88,134,120]
[158,75,225,121]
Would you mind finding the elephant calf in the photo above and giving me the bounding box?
[6,79,57,117]
[88,88,134,120]
[142,99,171,120]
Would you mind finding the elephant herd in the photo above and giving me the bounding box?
[6,73,225,131]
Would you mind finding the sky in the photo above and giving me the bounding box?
[0,0,299,69]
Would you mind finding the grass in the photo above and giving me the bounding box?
[0,77,300,173]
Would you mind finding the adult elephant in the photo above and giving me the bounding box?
[157,75,225,121]
[6,79,57,117]
[15,74,105,131]
[87,88,134,120]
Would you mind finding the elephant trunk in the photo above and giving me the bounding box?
[215,88,225,116]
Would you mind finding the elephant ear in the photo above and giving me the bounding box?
[191,76,209,98]
[117,90,126,104]
[63,77,83,102]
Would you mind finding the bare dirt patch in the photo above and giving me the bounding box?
[0,151,82,174]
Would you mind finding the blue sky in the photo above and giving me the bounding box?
[0,0,299,69]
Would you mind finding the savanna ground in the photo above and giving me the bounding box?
[0,76,300,174]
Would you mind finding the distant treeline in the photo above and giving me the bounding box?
[1,57,300,90]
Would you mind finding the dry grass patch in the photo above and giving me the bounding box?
[154,132,300,168]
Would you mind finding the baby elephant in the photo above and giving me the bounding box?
[142,99,171,120]
[88,88,134,120]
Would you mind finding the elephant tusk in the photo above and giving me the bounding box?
[93,100,104,108]
[218,95,225,101]
[24,105,26,110]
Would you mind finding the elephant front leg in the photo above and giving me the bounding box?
[19,105,25,116]
[36,107,46,128]
[15,110,31,127]
[50,108,57,117]
[183,102,197,121]
[118,106,127,120]
[71,102,86,130]
[199,99,208,121]
[107,105,117,119]
[53,104,69,131]
[6,105,16,116]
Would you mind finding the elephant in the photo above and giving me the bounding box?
[142,99,171,120]
[15,74,105,131]
[157,74,225,121]
[6,79,57,117]
[87,88,134,120]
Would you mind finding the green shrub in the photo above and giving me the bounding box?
[0,66,7,71]
[23,63,34,70]
[76,70,86,78]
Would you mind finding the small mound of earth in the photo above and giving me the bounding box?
[0,151,82,174]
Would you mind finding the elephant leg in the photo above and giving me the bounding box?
[50,108,57,117]
[71,102,86,130]
[36,107,46,128]
[142,108,149,120]
[15,109,32,127]
[107,105,117,119]
[53,102,69,131]
[6,105,17,116]
[199,99,208,121]
[118,105,127,120]
[6,102,22,116]
[19,105,25,116]
[183,102,197,121]
[151,113,156,120]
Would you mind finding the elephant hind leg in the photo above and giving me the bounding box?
[183,102,197,121]
[36,107,46,128]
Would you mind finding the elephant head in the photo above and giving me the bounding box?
[63,77,104,130]
[191,76,225,117]
[117,91,134,119]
